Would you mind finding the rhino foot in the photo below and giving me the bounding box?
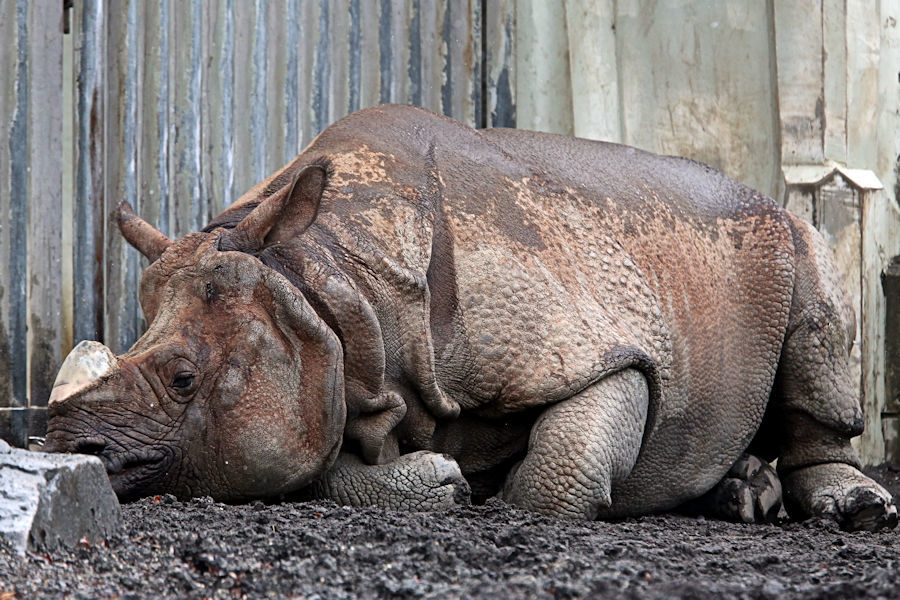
[782,463,898,532]
[680,454,782,524]
[300,451,471,511]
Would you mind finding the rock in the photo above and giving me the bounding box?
[0,438,121,555]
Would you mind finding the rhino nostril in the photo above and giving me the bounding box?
[74,438,107,456]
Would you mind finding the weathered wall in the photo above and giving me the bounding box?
[513,0,900,464]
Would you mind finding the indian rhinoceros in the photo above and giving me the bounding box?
[44,104,897,531]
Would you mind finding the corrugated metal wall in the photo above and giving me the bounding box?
[0,0,517,446]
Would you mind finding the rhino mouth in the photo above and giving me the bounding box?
[102,449,170,501]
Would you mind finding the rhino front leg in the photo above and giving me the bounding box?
[502,369,648,520]
[299,451,471,511]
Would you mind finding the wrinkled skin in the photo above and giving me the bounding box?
[45,105,897,530]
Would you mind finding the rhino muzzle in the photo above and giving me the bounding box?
[49,340,119,405]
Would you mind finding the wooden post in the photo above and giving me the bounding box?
[783,165,887,464]
[883,256,900,461]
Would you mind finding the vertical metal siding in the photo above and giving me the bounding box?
[0,0,513,445]
[25,0,64,408]
[0,0,64,444]
[0,0,16,409]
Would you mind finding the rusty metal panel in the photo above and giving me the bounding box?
[0,0,63,445]
[52,0,509,384]
[138,0,171,239]
[327,0,351,126]
[103,0,143,354]
[169,0,204,237]
[231,1,257,198]
[0,0,21,409]
[441,0,481,126]
[484,0,515,127]
[202,0,234,214]
[73,0,105,344]
[25,0,64,406]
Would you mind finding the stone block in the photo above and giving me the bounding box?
[0,438,121,555]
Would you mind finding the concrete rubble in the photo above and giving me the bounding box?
[0,439,121,555]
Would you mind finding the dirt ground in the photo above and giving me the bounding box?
[1,465,898,599]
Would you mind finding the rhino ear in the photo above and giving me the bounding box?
[230,164,326,251]
[117,200,173,263]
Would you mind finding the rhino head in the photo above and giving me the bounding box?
[44,165,346,502]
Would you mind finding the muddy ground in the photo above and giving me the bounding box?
[1,465,898,599]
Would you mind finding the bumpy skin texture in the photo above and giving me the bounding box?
[44,105,895,529]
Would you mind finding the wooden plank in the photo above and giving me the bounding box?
[357,0,380,110]
[138,0,170,243]
[565,0,619,142]
[514,0,572,134]
[385,0,412,105]
[312,0,332,135]
[249,0,268,183]
[440,0,480,126]
[204,0,235,214]
[25,0,64,406]
[822,0,847,163]
[885,416,900,463]
[168,0,203,236]
[104,0,143,353]
[72,0,105,344]
[284,0,301,160]
[858,185,886,463]
[616,1,780,196]
[298,0,318,148]
[846,0,881,168]
[417,0,442,114]
[348,0,362,114]
[264,0,287,173]
[231,0,256,197]
[484,0,515,127]
[4,0,31,411]
[61,14,74,357]
[883,256,900,414]
[0,0,20,407]
[328,0,350,124]
[407,0,422,106]
[773,0,825,165]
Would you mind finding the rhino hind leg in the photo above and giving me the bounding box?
[501,369,649,520]
[679,454,782,524]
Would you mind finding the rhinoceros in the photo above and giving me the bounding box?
[45,104,897,531]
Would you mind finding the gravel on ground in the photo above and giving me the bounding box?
[1,465,898,599]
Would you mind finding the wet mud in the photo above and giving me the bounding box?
[1,465,898,599]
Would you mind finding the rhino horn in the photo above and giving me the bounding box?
[226,163,327,251]
[117,200,173,263]
[49,341,119,405]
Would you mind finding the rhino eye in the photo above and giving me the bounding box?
[171,372,195,390]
